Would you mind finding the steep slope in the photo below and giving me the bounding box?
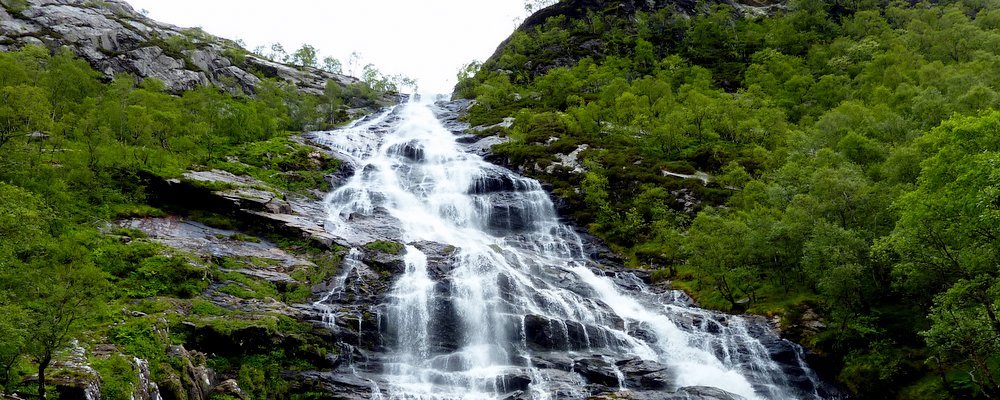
[0,2,405,399]
[456,0,1000,398]
[0,0,357,95]
[466,0,783,91]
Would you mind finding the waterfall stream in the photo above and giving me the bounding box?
[309,97,832,400]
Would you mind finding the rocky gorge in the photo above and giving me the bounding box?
[6,98,836,400]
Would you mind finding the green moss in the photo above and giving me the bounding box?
[217,271,280,300]
[108,317,171,362]
[131,298,176,314]
[109,227,149,239]
[186,179,239,192]
[211,135,342,193]
[229,233,261,243]
[92,355,139,399]
[188,210,240,231]
[1,0,29,13]
[364,240,404,255]
[190,299,228,316]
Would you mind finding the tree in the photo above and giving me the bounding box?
[21,258,106,399]
[0,85,51,150]
[322,56,342,74]
[886,112,1000,395]
[887,112,1000,299]
[0,307,26,393]
[268,43,288,63]
[923,276,1000,396]
[291,44,318,68]
[685,209,756,308]
[0,183,107,398]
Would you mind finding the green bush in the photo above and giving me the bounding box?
[92,355,139,399]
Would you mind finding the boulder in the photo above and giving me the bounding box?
[671,386,747,400]
[41,340,101,400]
[131,358,162,400]
[211,379,248,400]
[573,357,622,388]
[164,345,215,400]
[615,358,675,391]
[292,371,383,400]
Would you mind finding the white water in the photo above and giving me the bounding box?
[313,97,826,400]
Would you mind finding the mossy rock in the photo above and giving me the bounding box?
[363,240,404,255]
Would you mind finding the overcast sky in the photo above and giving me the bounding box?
[125,0,529,94]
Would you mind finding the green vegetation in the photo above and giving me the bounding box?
[0,45,375,397]
[459,0,1000,397]
[365,240,405,255]
[212,135,341,192]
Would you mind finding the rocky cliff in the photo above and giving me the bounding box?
[476,0,785,84]
[0,0,357,95]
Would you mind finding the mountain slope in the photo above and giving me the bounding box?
[0,0,356,95]
[0,2,406,399]
[456,0,1000,398]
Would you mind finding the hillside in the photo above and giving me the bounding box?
[0,0,361,96]
[456,0,1000,398]
[0,1,407,399]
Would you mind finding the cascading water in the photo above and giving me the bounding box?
[310,96,834,400]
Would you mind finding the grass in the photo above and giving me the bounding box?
[655,264,819,317]
[217,271,280,300]
[364,240,404,255]
[91,355,139,399]
[210,135,341,193]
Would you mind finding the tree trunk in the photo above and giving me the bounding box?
[37,355,50,400]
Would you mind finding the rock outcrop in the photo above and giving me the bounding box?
[0,0,364,96]
[476,0,785,86]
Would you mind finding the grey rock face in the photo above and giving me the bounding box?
[0,0,361,95]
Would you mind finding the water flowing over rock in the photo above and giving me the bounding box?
[304,98,838,399]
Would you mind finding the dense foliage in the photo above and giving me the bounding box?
[0,45,371,398]
[458,0,1000,397]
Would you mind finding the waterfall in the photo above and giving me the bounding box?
[311,97,831,400]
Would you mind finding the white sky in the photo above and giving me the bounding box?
[125,0,529,94]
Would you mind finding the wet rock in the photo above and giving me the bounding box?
[626,322,659,343]
[387,140,426,162]
[524,315,569,351]
[410,241,458,278]
[469,173,518,194]
[573,357,621,387]
[293,371,383,400]
[531,352,575,370]
[521,369,588,399]
[464,135,511,157]
[325,163,356,188]
[616,358,674,391]
[362,246,406,275]
[671,386,747,400]
[495,372,532,393]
